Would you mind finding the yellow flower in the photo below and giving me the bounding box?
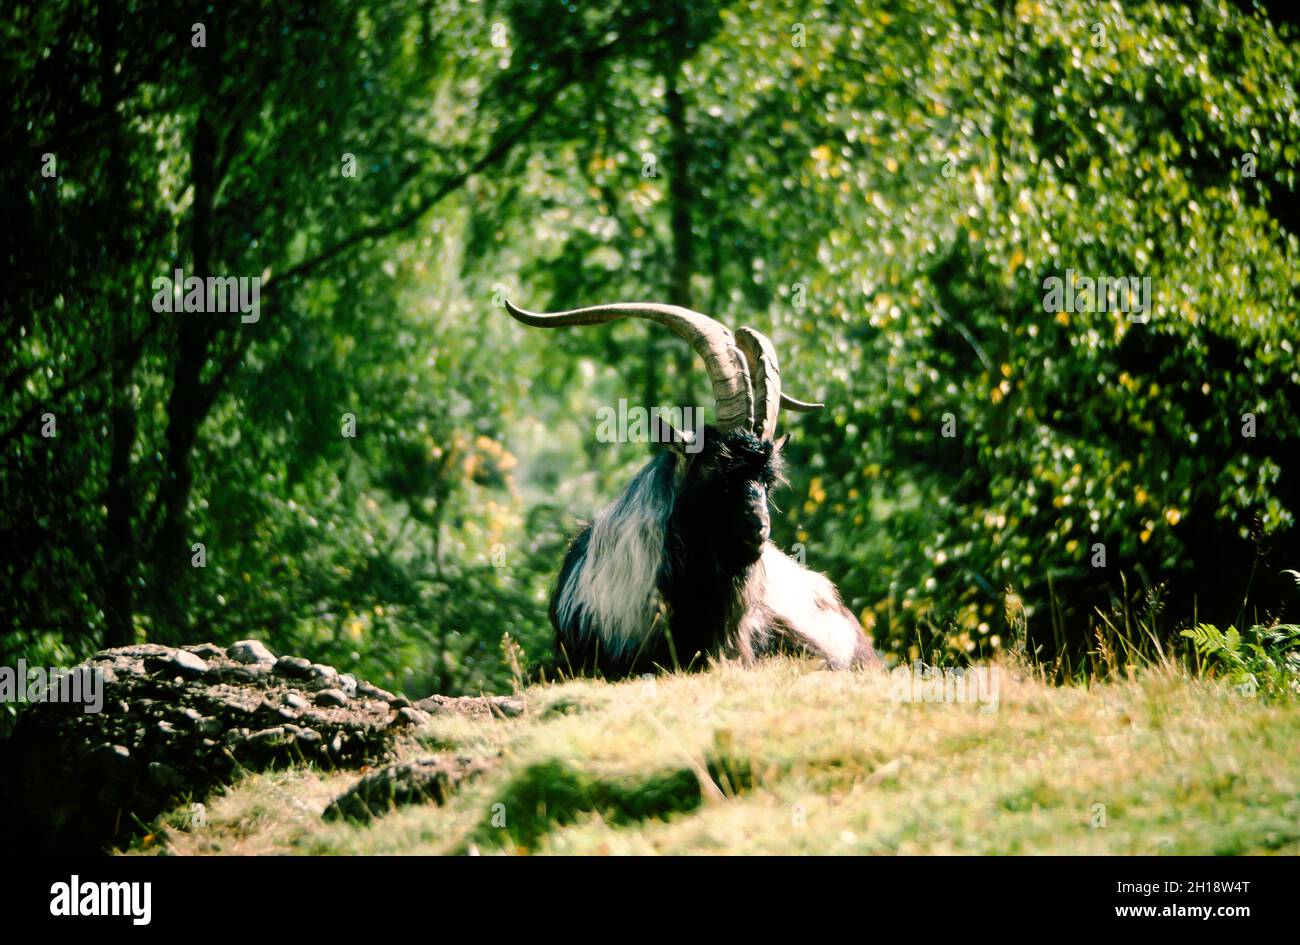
[808,476,827,505]
[1164,508,1181,526]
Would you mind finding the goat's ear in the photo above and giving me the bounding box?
[773,433,791,453]
[651,414,695,456]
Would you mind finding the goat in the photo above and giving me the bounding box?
[506,299,878,679]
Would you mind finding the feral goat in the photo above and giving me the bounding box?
[506,299,878,678]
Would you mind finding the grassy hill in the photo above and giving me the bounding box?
[131,659,1300,855]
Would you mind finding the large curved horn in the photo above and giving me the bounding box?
[504,299,754,431]
[735,326,825,439]
[735,327,781,440]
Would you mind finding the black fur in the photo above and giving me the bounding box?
[553,427,784,679]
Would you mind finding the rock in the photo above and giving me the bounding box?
[0,643,410,853]
[228,640,276,665]
[310,663,339,683]
[146,649,209,679]
[217,664,268,683]
[315,688,349,708]
[186,643,226,660]
[305,667,346,693]
[148,761,183,791]
[273,656,313,679]
[241,727,287,751]
[415,694,526,720]
[356,681,396,703]
[392,707,430,728]
[492,697,526,718]
[283,724,322,746]
[323,756,493,823]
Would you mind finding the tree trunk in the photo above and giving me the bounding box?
[98,0,139,648]
[152,100,219,633]
[664,12,696,413]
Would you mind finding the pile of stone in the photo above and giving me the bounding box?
[0,641,432,852]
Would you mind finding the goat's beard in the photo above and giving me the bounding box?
[727,534,767,570]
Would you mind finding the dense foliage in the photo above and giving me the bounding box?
[3,0,1298,702]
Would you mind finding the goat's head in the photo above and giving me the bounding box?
[504,299,821,567]
[667,425,786,567]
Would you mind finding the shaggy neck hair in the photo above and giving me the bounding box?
[551,427,785,677]
[553,451,678,666]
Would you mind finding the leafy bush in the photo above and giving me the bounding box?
[3,0,1298,693]
[1181,622,1300,699]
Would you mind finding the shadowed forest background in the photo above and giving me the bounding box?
[3,0,1299,711]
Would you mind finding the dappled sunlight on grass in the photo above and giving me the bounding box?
[136,658,1300,855]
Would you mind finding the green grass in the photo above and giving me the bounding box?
[128,655,1300,855]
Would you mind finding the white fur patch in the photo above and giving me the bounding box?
[754,544,863,668]
[556,454,676,657]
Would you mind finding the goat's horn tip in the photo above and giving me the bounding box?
[780,393,824,411]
